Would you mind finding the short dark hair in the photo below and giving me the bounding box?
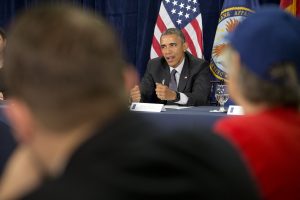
[238,63,300,108]
[4,5,127,131]
[160,28,186,43]
[0,28,6,40]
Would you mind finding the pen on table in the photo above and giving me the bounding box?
[162,79,165,85]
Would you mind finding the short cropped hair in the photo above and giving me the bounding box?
[4,5,127,131]
[160,28,186,43]
[237,62,300,108]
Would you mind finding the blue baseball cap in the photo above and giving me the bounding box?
[228,6,300,82]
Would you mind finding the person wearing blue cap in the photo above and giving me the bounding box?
[214,6,300,200]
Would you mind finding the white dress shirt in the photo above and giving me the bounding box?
[169,58,188,105]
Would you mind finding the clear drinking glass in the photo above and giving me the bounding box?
[215,84,229,112]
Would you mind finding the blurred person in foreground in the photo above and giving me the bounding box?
[130,28,211,106]
[214,6,300,200]
[0,4,260,200]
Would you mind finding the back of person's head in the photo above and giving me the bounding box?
[4,4,127,131]
[225,6,300,108]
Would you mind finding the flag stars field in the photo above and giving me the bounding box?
[151,0,204,58]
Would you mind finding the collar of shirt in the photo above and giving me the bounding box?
[169,57,185,75]
[169,58,185,86]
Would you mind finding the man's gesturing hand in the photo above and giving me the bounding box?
[155,83,177,101]
[130,85,141,102]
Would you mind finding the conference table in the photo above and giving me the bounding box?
[0,105,228,133]
[1,104,228,130]
[133,106,227,131]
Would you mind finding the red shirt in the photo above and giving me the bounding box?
[214,108,300,200]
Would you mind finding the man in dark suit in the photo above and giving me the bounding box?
[130,28,210,106]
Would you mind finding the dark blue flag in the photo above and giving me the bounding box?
[210,0,260,80]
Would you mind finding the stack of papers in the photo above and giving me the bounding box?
[164,105,190,110]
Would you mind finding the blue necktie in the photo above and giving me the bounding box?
[169,69,177,91]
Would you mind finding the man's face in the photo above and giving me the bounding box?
[160,34,187,68]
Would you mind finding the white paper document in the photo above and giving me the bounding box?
[227,105,244,115]
[163,105,190,110]
[130,103,165,112]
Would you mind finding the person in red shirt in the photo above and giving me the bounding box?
[214,6,300,200]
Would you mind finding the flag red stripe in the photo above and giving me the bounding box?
[280,0,293,8]
[182,28,197,57]
[152,37,162,57]
[280,0,300,16]
[191,19,203,54]
[298,0,300,16]
[157,15,167,33]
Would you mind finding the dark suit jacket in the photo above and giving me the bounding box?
[140,52,211,106]
[22,112,260,200]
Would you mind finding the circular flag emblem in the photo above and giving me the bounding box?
[210,7,254,80]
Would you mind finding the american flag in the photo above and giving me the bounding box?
[150,0,204,59]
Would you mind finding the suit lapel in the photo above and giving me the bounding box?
[161,60,170,86]
[177,57,189,92]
